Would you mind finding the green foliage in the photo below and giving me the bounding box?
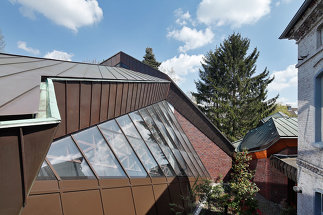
[142,47,161,70]
[0,29,5,51]
[193,33,277,141]
[184,150,260,214]
[228,149,259,214]
[271,104,297,117]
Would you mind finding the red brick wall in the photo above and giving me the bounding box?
[250,158,288,203]
[174,110,232,181]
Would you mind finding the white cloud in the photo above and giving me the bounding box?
[159,53,203,83]
[17,41,40,55]
[197,0,271,27]
[44,50,73,61]
[10,0,103,32]
[174,8,193,26]
[167,26,214,52]
[268,64,297,91]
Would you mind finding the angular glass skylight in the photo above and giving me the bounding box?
[72,127,127,178]
[47,136,95,179]
[37,161,56,180]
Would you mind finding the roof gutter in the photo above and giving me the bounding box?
[279,0,313,39]
[0,78,61,129]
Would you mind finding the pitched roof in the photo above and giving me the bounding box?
[238,117,298,152]
[0,53,168,116]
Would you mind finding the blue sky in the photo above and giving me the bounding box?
[0,0,303,107]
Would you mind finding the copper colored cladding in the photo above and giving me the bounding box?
[23,177,192,215]
[0,123,58,215]
[101,51,234,156]
[53,80,170,139]
[0,53,167,116]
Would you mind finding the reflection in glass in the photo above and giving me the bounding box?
[73,127,126,178]
[140,109,186,176]
[99,122,148,177]
[116,115,141,138]
[146,107,193,176]
[127,136,164,177]
[130,111,175,177]
[162,101,209,177]
[37,161,56,180]
[47,136,95,179]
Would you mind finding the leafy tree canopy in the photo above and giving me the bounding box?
[142,47,161,70]
[193,33,277,141]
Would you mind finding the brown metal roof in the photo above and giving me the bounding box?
[0,53,168,116]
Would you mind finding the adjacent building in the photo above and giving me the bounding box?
[280,0,323,214]
[0,52,234,215]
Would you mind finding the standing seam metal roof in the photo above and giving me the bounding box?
[238,117,298,152]
[0,53,169,116]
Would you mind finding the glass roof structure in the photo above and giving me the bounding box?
[37,101,209,180]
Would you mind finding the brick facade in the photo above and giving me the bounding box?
[250,158,289,203]
[174,109,232,181]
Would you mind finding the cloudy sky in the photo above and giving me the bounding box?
[0,0,302,107]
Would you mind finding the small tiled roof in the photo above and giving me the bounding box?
[0,53,168,116]
[238,117,298,152]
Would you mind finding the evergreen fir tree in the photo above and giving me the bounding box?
[142,47,161,70]
[193,33,277,141]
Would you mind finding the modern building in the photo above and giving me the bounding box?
[0,52,234,215]
[238,116,298,205]
[280,0,323,214]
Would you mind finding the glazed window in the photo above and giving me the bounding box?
[72,127,127,178]
[314,72,323,149]
[47,136,95,179]
[99,120,148,177]
[116,115,164,177]
[36,161,56,180]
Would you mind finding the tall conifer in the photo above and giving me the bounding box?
[193,33,277,141]
[142,47,161,70]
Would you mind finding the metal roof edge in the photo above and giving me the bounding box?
[0,78,61,129]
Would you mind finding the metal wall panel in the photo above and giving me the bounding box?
[66,82,80,134]
[131,84,137,112]
[21,194,62,215]
[126,83,133,113]
[61,190,104,215]
[100,83,109,122]
[153,184,172,215]
[102,187,135,215]
[108,83,116,120]
[132,185,157,215]
[90,83,101,125]
[121,83,128,115]
[114,83,123,117]
[80,82,91,129]
[54,81,66,138]
[53,81,170,139]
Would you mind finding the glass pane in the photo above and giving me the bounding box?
[37,161,56,180]
[146,141,175,177]
[99,126,148,177]
[73,127,126,178]
[162,101,210,177]
[47,136,95,179]
[129,111,155,142]
[139,108,186,176]
[127,136,164,177]
[99,120,122,133]
[147,106,193,176]
[155,103,204,177]
[116,115,141,138]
